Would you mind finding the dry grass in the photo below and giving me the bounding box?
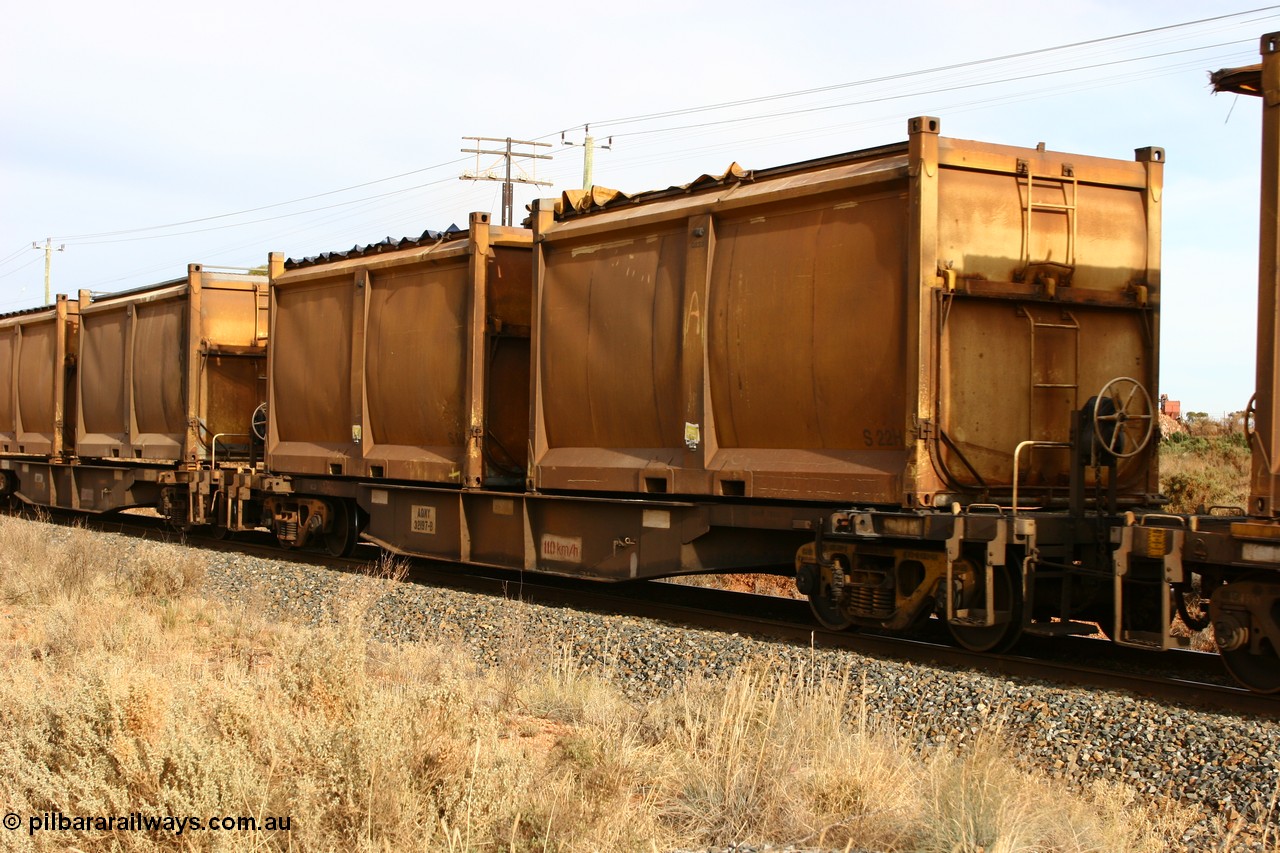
[0,514,1192,852]
[1158,416,1251,514]
[660,572,803,598]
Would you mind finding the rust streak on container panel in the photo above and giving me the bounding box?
[185,264,203,465]
[908,116,941,506]
[269,221,532,488]
[464,212,491,489]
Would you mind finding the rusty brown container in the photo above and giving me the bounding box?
[0,296,78,458]
[267,213,532,486]
[76,266,268,462]
[530,117,1162,506]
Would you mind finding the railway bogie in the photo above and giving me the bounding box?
[256,491,363,557]
[798,504,1111,652]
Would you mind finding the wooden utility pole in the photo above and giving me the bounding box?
[562,127,612,190]
[31,237,65,306]
[460,137,554,226]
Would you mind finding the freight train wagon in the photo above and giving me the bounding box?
[0,266,267,525]
[258,118,1163,662]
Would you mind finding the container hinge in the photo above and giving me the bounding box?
[916,418,936,441]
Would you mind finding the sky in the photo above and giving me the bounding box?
[1,1,1276,415]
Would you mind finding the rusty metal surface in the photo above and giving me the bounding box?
[0,297,78,458]
[76,268,267,463]
[0,327,13,443]
[267,215,532,486]
[1,459,163,512]
[531,119,1160,505]
[1213,36,1280,517]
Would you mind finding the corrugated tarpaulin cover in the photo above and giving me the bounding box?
[285,224,464,269]
[0,303,60,320]
[554,163,753,217]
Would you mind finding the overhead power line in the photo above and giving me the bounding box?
[52,158,470,242]
[18,7,1277,267]
[605,38,1256,141]
[68,177,459,246]
[0,244,31,269]
[0,257,40,281]
[577,5,1280,132]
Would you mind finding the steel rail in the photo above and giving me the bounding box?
[19,505,1279,720]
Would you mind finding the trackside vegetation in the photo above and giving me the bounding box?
[0,516,1191,852]
[1158,412,1251,514]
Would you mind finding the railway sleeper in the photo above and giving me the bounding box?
[795,538,1011,641]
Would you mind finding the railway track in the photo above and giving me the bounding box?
[38,506,1278,720]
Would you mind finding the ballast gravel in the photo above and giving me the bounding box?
[145,538,1280,851]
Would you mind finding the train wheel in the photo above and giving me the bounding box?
[1216,574,1280,694]
[947,562,1023,653]
[322,500,360,558]
[1222,646,1280,694]
[805,556,858,631]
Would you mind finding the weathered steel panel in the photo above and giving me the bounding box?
[540,228,685,451]
[932,142,1161,501]
[365,261,469,450]
[940,303,1153,491]
[206,353,264,453]
[0,328,13,440]
[935,168,1148,290]
[131,298,186,450]
[0,298,77,458]
[704,193,910,500]
[0,460,160,512]
[200,285,264,348]
[15,320,57,450]
[460,491,527,568]
[77,270,267,462]
[267,217,532,485]
[270,275,355,471]
[78,306,128,448]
